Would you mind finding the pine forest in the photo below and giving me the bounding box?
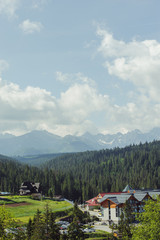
[1,140,160,202]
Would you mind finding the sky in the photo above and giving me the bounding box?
[0,0,160,136]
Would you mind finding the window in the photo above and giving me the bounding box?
[116,206,119,217]
[108,201,111,220]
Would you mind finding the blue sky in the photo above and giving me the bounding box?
[0,0,160,136]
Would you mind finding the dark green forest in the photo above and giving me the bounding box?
[1,141,160,202]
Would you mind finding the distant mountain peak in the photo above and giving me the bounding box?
[81,132,93,138]
[0,128,160,156]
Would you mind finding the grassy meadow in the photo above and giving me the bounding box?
[0,195,73,224]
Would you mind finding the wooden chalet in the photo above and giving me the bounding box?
[19,182,41,196]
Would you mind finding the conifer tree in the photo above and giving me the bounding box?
[118,201,134,239]
[67,217,84,240]
[31,209,45,240]
[43,203,60,240]
[26,218,33,240]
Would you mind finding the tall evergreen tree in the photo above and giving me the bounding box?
[67,217,84,240]
[43,203,60,240]
[26,218,33,240]
[31,209,45,240]
[118,201,134,239]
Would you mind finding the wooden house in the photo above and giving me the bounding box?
[19,182,41,195]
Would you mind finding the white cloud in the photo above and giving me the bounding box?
[56,71,69,83]
[0,0,20,18]
[0,78,56,132]
[56,71,96,87]
[97,27,160,102]
[1,68,160,136]
[95,27,160,133]
[51,120,98,137]
[19,19,43,34]
[0,77,110,136]
[107,100,160,134]
[58,83,109,124]
[0,81,55,111]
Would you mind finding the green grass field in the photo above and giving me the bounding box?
[0,195,73,224]
[86,230,114,240]
[0,196,115,239]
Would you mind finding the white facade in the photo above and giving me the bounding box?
[102,206,121,224]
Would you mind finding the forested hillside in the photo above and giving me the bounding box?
[0,156,45,194]
[1,141,160,202]
[44,141,160,201]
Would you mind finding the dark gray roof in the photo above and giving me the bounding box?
[147,191,160,198]
[107,197,119,205]
[100,194,132,205]
[99,188,160,205]
[116,194,132,204]
[134,193,147,201]
[99,194,120,203]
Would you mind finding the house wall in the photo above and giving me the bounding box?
[101,200,121,224]
[102,207,121,224]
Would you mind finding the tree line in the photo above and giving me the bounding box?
[1,141,160,201]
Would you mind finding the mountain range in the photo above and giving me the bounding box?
[0,127,160,156]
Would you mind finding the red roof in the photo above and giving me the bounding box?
[86,197,97,203]
[86,192,127,206]
[98,192,123,197]
[86,197,99,206]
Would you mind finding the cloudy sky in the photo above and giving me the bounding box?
[0,0,160,136]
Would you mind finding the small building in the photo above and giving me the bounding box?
[0,192,11,195]
[85,197,100,211]
[19,182,41,195]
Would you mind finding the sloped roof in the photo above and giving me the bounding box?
[86,197,99,206]
[122,185,133,192]
[116,194,133,204]
[134,193,148,201]
[19,182,41,194]
[98,193,108,198]
[99,194,114,203]
[100,193,134,205]
[33,183,40,188]
[98,192,123,199]
[107,197,119,205]
[147,191,160,198]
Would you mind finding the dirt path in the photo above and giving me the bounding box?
[5,202,31,207]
